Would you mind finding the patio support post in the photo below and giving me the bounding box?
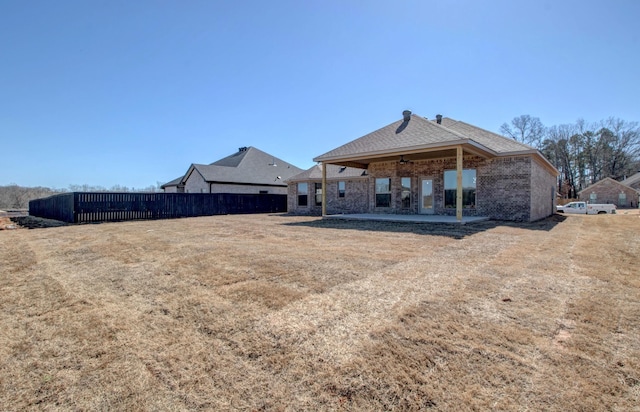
[321,162,327,216]
[456,145,463,222]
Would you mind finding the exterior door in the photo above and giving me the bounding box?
[420,179,434,214]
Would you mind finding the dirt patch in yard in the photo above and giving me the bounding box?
[0,213,638,410]
[8,215,69,229]
[0,210,67,230]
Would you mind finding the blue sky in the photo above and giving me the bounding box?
[2,0,639,189]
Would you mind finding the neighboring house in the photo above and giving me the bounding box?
[578,177,640,208]
[289,110,559,222]
[161,176,185,193]
[162,146,304,195]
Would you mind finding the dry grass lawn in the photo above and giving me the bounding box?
[1,212,639,410]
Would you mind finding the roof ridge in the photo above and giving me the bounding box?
[236,146,256,167]
[314,113,476,162]
[286,163,367,182]
[244,146,284,166]
[579,176,640,194]
[192,163,209,170]
[420,116,472,141]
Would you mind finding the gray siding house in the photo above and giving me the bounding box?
[162,146,303,195]
[288,110,559,222]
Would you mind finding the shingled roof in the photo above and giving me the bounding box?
[165,146,304,188]
[438,118,537,153]
[621,172,640,188]
[286,164,368,183]
[578,177,640,195]
[160,176,184,189]
[313,112,545,167]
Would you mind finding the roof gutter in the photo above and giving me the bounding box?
[204,180,287,187]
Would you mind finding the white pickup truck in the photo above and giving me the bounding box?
[556,201,616,214]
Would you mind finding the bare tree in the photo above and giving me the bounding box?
[597,118,640,180]
[500,115,546,148]
[543,124,580,198]
[535,116,640,198]
[0,185,63,209]
[575,119,607,185]
[0,182,165,209]
[66,183,160,193]
[500,114,546,149]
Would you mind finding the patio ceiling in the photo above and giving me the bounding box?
[315,141,496,169]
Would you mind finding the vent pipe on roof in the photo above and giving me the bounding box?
[436,114,442,124]
[402,110,412,121]
[239,147,247,152]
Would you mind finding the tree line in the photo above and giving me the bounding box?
[501,115,640,198]
[4,117,639,209]
[0,183,162,210]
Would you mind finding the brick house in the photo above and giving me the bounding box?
[162,146,303,194]
[578,177,640,208]
[288,110,559,222]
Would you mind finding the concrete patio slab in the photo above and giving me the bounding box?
[323,213,490,225]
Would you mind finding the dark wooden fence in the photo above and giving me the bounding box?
[29,192,288,223]
[28,192,75,223]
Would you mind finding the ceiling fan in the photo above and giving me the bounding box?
[398,155,412,165]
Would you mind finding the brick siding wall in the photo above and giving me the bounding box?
[287,179,368,215]
[530,158,557,221]
[368,157,487,216]
[476,156,533,221]
[326,179,369,214]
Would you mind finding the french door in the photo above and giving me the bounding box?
[420,179,434,214]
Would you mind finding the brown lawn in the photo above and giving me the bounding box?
[0,212,639,410]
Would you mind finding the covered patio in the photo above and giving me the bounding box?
[315,112,494,223]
